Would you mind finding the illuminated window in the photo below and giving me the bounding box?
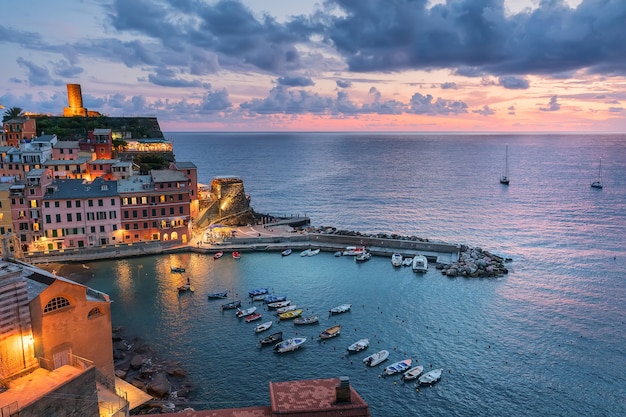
[43,296,70,313]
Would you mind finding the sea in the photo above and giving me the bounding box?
[84,132,626,416]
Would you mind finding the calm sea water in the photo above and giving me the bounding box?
[86,133,626,416]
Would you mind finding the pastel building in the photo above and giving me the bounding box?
[3,118,36,148]
[42,178,121,249]
[10,169,53,252]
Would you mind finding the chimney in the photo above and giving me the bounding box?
[335,376,351,403]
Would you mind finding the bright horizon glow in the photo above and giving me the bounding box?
[1,0,625,133]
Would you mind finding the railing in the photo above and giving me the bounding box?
[38,353,93,372]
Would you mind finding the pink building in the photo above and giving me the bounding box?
[41,178,121,249]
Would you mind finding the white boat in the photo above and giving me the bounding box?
[307,248,320,256]
[274,337,307,353]
[235,306,257,318]
[293,315,319,325]
[500,144,510,185]
[255,321,272,333]
[402,257,413,267]
[418,368,443,385]
[384,358,412,375]
[391,253,403,267]
[343,246,366,256]
[363,349,389,367]
[267,300,291,309]
[402,365,424,380]
[591,158,603,189]
[276,304,297,314]
[347,338,369,353]
[329,303,351,314]
[355,252,371,262]
[412,254,428,273]
[281,248,292,256]
[300,248,312,256]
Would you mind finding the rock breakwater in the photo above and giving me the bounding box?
[437,245,511,278]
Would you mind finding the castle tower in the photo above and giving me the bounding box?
[63,84,88,117]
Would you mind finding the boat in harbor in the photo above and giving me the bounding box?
[418,368,443,385]
[329,303,351,314]
[171,266,185,273]
[260,331,283,346]
[264,295,287,304]
[207,291,228,299]
[355,251,371,262]
[177,283,194,293]
[276,304,298,314]
[267,300,291,309]
[347,338,369,353]
[255,321,272,333]
[252,294,269,302]
[248,288,269,297]
[363,350,389,367]
[384,358,412,376]
[391,253,403,267]
[213,251,223,260]
[343,246,366,256]
[402,365,424,381]
[402,257,413,267]
[236,306,257,318]
[412,254,428,273]
[232,251,241,259]
[274,337,307,353]
[279,309,303,320]
[319,325,341,339]
[300,248,312,256]
[221,300,242,310]
[293,315,319,325]
[281,248,292,256]
[245,312,262,322]
[307,248,320,256]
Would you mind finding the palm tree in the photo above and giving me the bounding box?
[3,106,25,122]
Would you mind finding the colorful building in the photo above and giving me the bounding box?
[2,118,36,148]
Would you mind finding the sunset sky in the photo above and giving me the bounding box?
[1,0,625,132]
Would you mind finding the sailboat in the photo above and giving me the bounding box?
[500,145,510,185]
[591,158,603,189]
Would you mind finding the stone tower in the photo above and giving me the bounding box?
[63,84,87,117]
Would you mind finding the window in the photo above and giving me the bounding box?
[132,210,138,218]
[112,224,118,231]
[142,209,147,217]
[54,201,60,208]
[66,213,72,222]
[45,215,51,223]
[91,226,96,233]
[124,211,129,219]
[66,201,72,208]
[109,211,116,219]
[88,307,103,319]
[143,222,148,229]
[44,296,70,313]
[76,213,82,221]
[111,198,116,206]
[55,214,61,223]
[87,212,95,221]
[161,208,165,216]
[88,200,93,207]
[76,200,81,208]
[179,206,183,214]
[98,199,103,207]
[100,225,105,232]
[170,207,174,215]
[44,201,49,208]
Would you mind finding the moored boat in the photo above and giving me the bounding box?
[221,300,242,310]
[274,337,307,353]
[267,300,291,309]
[355,251,371,262]
[255,321,272,333]
[412,254,428,273]
[319,325,341,339]
[171,266,185,273]
[260,331,283,346]
[300,248,312,256]
[279,309,303,320]
[402,257,413,266]
[293,315,319,325]
[347,338,369,353]
[418,368,443,385]
[281,248,292,256]
[307,248,320,256]
[213,251,223,260]
[248,288,269,297]
[236,306,257,318]
[402,365,424,381]
[363,350,389,367]
[177,283,194,293]
[391,253,403,267]
[329,303,351,314]
[232,251,241,259]
[342,246,366,256]
[207,291,228,299]
[264,295,287,304]
[245,312,262,322]
[276,304,298,314]
[384,358,412,375]
[252,294,269,302]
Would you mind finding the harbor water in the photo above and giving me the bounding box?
[85,133,626,416]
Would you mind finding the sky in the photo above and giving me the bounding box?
[2,0,626,132]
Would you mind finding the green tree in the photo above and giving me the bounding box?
[3,106,25,122]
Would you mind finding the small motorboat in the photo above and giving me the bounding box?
[264,295,287,304]
[221,300,242,310]
[252,294,269,302]
[276,304,298,314]
[274,337,306,353]
[207,291,228,299]
[171,266,185,273]
[329,303,351,315]
[248,288,269,297]
[347,338,370,353]
[384,359,412,376]
[236,306,257,318]
[260,331,283,346]
[245,312,262,323]
[293,315,319,325]
[255,321,272,333]
[402,257,413,267]
[232,251,241,259]
[412,254,428,273]
[391,253,403,267]
[177,283,194,293]
[363,350,389,367]
[307,248,320,256]
[281,248,292,256]
[268,300,291,309]
[213,251,223,260]
[402,365,424,381]
[319,325,341,339]
[279,309,303,320]
[334,251,343,257]
[418,368,443,385]
[300,248,312,257]
[355,252,371,263]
